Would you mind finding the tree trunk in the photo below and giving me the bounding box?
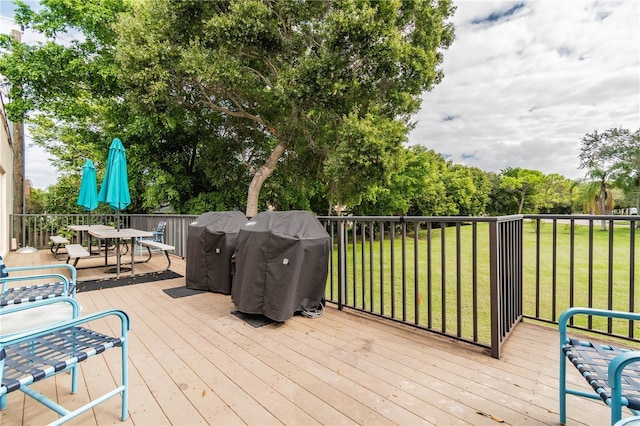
[517,184,527,214]
[245,143,286,217]
[599,181,607,231]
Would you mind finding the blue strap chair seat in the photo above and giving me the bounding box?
[2,327,121,392]
[563,338,640,409]
[1,256,77,308]
[1,278,71,307]
[560,307,640,425]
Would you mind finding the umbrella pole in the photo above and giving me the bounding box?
[116,237,120,276]
[87,210,91,253]
[116,209,120,275]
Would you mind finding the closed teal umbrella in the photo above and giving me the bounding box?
[98,138,131,230]
[77,159,98,224]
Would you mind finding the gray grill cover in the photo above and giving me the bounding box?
[231,211,330,322]
[186,211,248,293]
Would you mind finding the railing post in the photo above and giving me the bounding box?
[337,219,347,310]
[489,216,524,359]
[489,219,501,359]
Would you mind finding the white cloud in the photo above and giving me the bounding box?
[409,0,640,179]
[25,137,58,189]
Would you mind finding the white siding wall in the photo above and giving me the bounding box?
[0,101,13,257]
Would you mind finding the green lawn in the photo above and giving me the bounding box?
[523,221,639,334]
[327,221,640,345]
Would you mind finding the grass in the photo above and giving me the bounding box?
[326,220,640,346]
[523,220,639,335]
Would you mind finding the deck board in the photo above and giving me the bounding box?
[1,249,635,425]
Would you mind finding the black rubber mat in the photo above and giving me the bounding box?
[77,270,183,292]
[163,287,207,298]
[231,310,278,327]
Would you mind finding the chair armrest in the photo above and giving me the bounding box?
[559,307,640,344]
[5,263,77,285]
[0,306,129,346]
[0,297,82,337]
[1,273,70,293]
[609,351,640,422]
[0,296,81,318]
[610,351,640,380]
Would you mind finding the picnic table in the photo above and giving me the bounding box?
[88,228,153,276]
[68,224,114,254]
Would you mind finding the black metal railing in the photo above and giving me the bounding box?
[10,213,130,250]
[318,215,523,358]
[9,213,639,358]
[8,213,196,258]
[522,215,638,342]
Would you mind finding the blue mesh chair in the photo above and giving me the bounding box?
[560,307,640,425]
[0,297,129,423]
[153,221,167,243]
[0,256,77,308]
[137,221,166,256]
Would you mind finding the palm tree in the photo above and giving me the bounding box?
[579,129,626,231]
[577,175,612,231]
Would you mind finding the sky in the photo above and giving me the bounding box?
[1,0,639,189]
[409,0,640,179]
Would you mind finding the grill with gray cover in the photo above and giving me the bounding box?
[231,210,330,322]
[186,211,248,293]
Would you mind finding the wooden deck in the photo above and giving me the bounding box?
[0,249,630,425]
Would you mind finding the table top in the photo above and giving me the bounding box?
[68,224,115,231]
[88,228,154,239]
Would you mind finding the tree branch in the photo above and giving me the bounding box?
[263,56,279,80]
[246,66,271,87]
[191,79,263,125]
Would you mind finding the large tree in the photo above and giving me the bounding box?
[496,167,545,214]
[537,173,575,214]
[610,129,640,218]
[115,0,455,216]
[579,127,639,229]
[441,163,492,216]
[352,145,447,216]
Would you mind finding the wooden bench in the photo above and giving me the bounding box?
[137,240,175,272]
[65,244,91,267]
[49,235,69,259]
